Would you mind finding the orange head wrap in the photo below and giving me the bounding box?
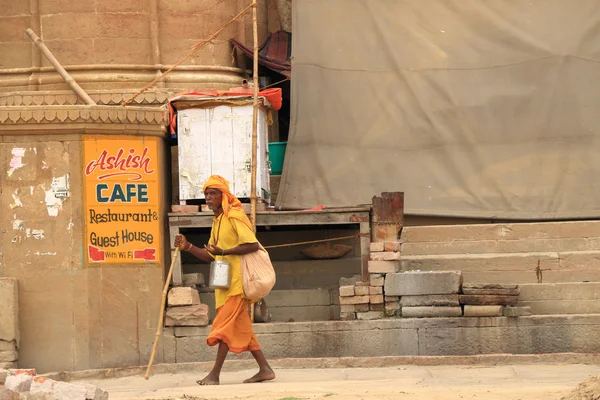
[203,175,253,230]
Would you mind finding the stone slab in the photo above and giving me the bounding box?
[504,306,532,317]
[463,305,505,317]
[459,295,518,306]
[165,305,209,327]
[368,261,400,274]
[0,279,19,343]
[269,306,332,322]
[517,300,600,315]
[385,271,462,296]
[518,282,600,301]
[462,288,520,296]
[339,295,370,305]
[354,286,369,296]
[400,294,460,307]
[182,273,205,286]
[339,286,355,297]
[401,307,463,318]
[356,311,384,321]
[463,283,519,290]
[167,287,200,307]
[265,289,332,307]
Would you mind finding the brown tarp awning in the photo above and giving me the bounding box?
[231,31,291,77]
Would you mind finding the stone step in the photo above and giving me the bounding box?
[517,282,600,314]
[402,220,600,243]
[401,237,600,255]
[400,251,600,284]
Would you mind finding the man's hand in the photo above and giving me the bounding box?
[205,243,225,256]
[174,234,190,251]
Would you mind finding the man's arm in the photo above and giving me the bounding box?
[174,234,213,263]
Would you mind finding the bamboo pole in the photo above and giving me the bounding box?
[25,29,97,106]
[144,247,180,380]
[249,0,259,323]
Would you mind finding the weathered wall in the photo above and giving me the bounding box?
[0,278,19,368]
[0,126,167,373]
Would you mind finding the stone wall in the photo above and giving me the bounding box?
[0,278,19,368]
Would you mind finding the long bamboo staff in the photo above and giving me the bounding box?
[145,247,180,380]
[249,0,260,324]
[25,29,97,106]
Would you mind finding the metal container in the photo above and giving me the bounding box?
[209,260,231,289]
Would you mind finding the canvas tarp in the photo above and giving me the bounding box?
[277,0,600,219]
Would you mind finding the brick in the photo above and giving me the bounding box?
[182,273,205,286]
[5,375,32,393]
[504,306,532,317]
[354,304,369,312]
[370,295,384,304]
[385,271,462,296]
[401,306,463,318]
[370,252,400,261]
[384,309,399,317]
[384,242,401,252]
[400,294,460,307]
[463,305,505,317]
[368,261,400,274]
[340,305,355,313]
[370,276,385,287]
[459,295,518,306]
[370,242,384,252]
[385,296,400,302]
[338,295,370,305]
[167,287,200,307]
[0,388,18,400]
[370,303,384,311]
[354,286,369,296]
[0,351,17,362]
[356,311,384,321]
[339,286,355,297]
[30,377,88,399]
[385,301,401,311]
[355,280,370,287]
[165,304,209,326]
[369,286,383,295]
[339,312,356,321]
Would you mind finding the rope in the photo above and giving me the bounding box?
[261,77,290,90]
[263,233,369,249]
[121,3,255,106]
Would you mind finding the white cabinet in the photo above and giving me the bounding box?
[177,104,270,202]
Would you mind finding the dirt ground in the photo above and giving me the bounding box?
[82,363,600,400]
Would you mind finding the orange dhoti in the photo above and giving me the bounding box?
[207,295,261,353]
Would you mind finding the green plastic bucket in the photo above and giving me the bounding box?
[268,142,287,175]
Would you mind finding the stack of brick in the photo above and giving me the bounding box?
[0,278,19,369]
[385,271,463,317]
[165,287,209,327]
[460,284,531,317]
[368,242,402,317]
[339,280,381,320]
[1,368,109,400]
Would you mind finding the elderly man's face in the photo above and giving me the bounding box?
[204,188,223,213]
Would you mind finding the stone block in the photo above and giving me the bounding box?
[369,286,383,295]
[385,296,400,302]
[463,305,505,317]
[370,275,385,287]
[30,377,87,400]
[462,284,519,296]
[384,242,401,252]
[339,275,361,287]
[0,388,18,400]
[370,242,384,252]
[182,273,205,286]
[82,385,109,400]
[368,261,400,274]
[504,306,532,317]
[4,375,32,393]
[385,271,462,296]
[0,279,19,343]
[338,295,370,305]
[355,280,370,287]
[385,301,401,311]
[270,306,331,322]
[370,252,400,261]
[459,295,518,306]
[0,341,15,352]
[167,287,200,307]
[0,351,17,362]
[340,305,355,313]
[339,286,355,297]
[173,326,206,337]
[356,311,384,321]
[354,304,369,312]
[265,289,331,307]
[354,286,369,296]
[401,307,463,318]
[370,295,384,304]
[165,305,209,327]
[400,294,460,307]
[339,312,356,321]
[370,303,384,311]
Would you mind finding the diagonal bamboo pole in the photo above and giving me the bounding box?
[249,0,259,323]
[144,248,180,380]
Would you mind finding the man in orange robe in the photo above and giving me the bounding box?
[174,175,275,385]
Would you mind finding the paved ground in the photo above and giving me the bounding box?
[83,363,600,400]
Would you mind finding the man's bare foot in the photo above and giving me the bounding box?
[243,368,276,383]
[196,374,220,386]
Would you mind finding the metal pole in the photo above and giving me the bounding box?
[250,0,259,233]
[25,29,97,106]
